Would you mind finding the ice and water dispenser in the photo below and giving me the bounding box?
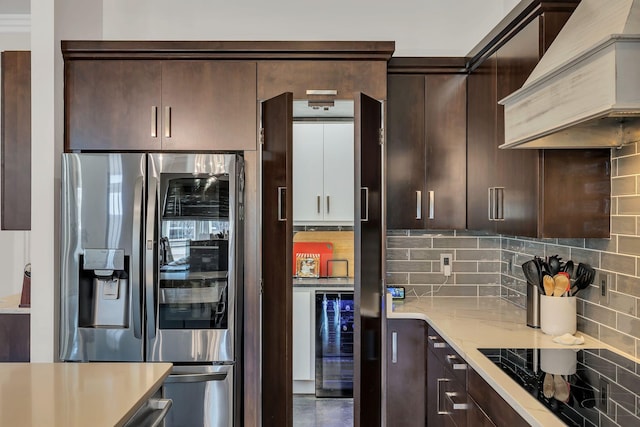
[78,249,129,328]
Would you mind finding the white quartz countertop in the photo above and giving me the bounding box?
[0,362,172,426]
[0,293,29,314]
[388,296,634,427]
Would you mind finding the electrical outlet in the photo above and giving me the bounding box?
[599,271,611,305]
[440,253,452,277]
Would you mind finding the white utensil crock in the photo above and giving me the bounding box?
[540,295,577,336]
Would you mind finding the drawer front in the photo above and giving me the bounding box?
[427,326,467,385]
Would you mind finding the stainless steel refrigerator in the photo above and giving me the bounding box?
[60,153,243,427]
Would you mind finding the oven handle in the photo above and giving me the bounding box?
[165,371,228,384]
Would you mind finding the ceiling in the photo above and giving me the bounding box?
[0,0,29,14]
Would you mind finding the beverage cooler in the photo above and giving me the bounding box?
[315,291,354,398]
[60,153,243,427]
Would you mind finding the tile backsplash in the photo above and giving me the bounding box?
[387,142,640,358]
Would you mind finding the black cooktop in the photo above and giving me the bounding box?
[479,348,640,427]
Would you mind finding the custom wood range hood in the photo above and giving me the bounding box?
[500,0,640,148]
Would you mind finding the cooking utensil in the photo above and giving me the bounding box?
[543,373,555,398]
[570,265,596,296]
[548,255,562,276]
[562,260,574,279]
[522,260,542,290]
[543,274,555,296]
[553,375,570,402]
[553,274,570,297]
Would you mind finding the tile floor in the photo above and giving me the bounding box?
[293,395,354,427]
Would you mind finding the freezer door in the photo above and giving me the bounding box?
[163,365,234,427]
[60,153,146,362]
[146,154,242,362]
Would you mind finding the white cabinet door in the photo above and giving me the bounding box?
[293,123,324,223]
[292,289,314,381]
[293,122,354,225]
[323,122,354,223]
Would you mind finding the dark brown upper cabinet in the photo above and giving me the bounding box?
[65,59,257,151]
[466,2,610,238]
[387,59,467,230]
[1,51,31,231]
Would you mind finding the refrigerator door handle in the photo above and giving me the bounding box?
[145,176,158,339]
[164,371,229,384]
[132,175,144,339]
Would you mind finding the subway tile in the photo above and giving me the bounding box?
[619,236,640,256]
[452,261,478,273]
[601,253,636,276]
[600,325,637,358]
[608,381,637,416]
[607,291,637,316]
[619,196,640,215]
[387,236,432,249]
[617,153,640,176]
[583,301,617,328]
[431,285,478,297]
[543,244,571,261]
[456,249,500,261]
[455,273,500,285]
[503,293,526,308]
[577,316,600,339]
[405,285,432,297]
[557,238,586,248]
[478,237,501,249]
[386,260,430,273]
[617,366,640,399]
[409,249,442,261]
[479,261,502,273]
[409,272,443,285]
[612,176,637,196]
[386,249,409,261]
[617,313,640,340]
[455,229,495,237]
[585,238,617,252]
[570,248,601,267]
[432,237,479,249]
[618,275,640,298]
[611,215,637,235]
[385,272,408,285]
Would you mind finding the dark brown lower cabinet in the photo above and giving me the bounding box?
[386,319,427,427]
[427,327,468,427]
[467,367,528,427]
[0,314,30,362]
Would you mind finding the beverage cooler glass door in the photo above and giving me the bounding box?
[147,154,242,363]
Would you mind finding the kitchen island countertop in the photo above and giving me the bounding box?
[388,296,632,427]
[0,293,29,314]
[0,362,172,426]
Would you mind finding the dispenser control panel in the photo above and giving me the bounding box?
[83,249,125,271]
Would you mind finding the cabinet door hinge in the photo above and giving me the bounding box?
[259,128,265,146]
[260,279,264,294]
[379,128,384,146]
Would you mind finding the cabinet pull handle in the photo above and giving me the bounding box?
[164,106,171,138]
[496,187,504,220]
[428,335,446,348]
[446,354,468,370]
[428,190,435,220]
[277,187,286,222]
[437,378,450,415]
[151,106,158,138]
[416,191,422,219]
[445,391,469,411]
[391,332,398,364]
[488,187,495,221]
[360,187,369,222]
[306,89,338,96]
[326,195,330,214]
[317,195,321,214]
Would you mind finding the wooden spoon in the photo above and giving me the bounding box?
[553,374,570,402]
[543,372,555,398]
[543,275,555,296]
[553,274,570,297]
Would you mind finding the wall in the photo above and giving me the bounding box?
[387,143,640,359]
[0,26,30,298]
[101,0,521,56]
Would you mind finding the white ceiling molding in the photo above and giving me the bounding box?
[0,14,30,33]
